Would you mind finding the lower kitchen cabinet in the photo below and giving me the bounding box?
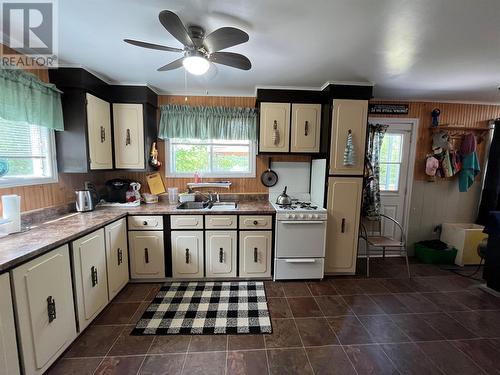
[171,231,204,278]
[325,177,363,274]
[0,273,20,375]
[72,228,109,331]
[12,245,77,375]
[239,231,272,278]
[105,218,129,300]
[129,231,165,279]
[206,231,237,278]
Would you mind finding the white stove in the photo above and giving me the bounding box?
[271,201,327,221]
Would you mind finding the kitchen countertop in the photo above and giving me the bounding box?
[0,201,275,273]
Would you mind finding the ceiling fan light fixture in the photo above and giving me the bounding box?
[182,55,210,75]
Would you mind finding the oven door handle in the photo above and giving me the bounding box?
[280,221,325,224]
[284,259,317,263]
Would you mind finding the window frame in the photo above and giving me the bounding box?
[0,127,59,188]
[165,138,256,178]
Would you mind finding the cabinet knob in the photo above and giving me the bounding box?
[144,248,149,263]
[253,247,258,263]
[47,296,56,323]
[143,221,148,226]
[253,220,258,225]
[185,248,190,264]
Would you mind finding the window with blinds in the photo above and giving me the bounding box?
[0,121,58,187]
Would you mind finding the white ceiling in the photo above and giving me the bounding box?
[55,0,500,102]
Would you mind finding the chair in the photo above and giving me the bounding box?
[359,214,411,278]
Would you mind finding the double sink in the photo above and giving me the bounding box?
[176,201,238,211]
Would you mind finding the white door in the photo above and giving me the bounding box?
[105,218,129,300]
[86,93,113,170]
[259,102,291,152]
[0,274,20,375]
[171,231,204,278]
[12,245,76,375]
[113,103,145,169]
[72,229,109,331]
[206,231,237,277]
[290,103,321,153]
[369,120,415,240]
[129,231,165,279]
[239,231,272,278]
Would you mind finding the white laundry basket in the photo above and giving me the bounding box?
[440,223,488,266]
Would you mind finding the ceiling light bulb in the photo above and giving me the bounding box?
[183,56,210,75]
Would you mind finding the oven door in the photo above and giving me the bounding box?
[275,220,327,258]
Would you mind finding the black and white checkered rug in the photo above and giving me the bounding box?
[132,281,272,335]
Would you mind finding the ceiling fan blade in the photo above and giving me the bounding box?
[209,52,251,70]
[158,10,195,48]
[203,27,249,53]
[157,58,185,71]
[124,39,183,52]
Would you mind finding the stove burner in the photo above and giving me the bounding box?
[278,205,296,210]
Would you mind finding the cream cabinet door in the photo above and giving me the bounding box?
[239,231,272,278]
[329,99,368,175]
[105,218,129,300]
[0,273,20,375]
[206,231,237,277]
[259,102,290,152]
[291,104,321,153]
[129,231,165,279]
[86,93,113,170]
[171,231,204,278]
[72,228,109,331]
[12,245,76,375]
[325,177,363,274]
[113,103,145,169]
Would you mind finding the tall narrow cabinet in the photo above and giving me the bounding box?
[0,273,20,375]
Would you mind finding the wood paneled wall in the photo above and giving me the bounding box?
[369,100,500,180]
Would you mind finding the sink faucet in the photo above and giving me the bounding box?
[195,191,219,204]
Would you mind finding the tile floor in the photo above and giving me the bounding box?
[47,258,500,375]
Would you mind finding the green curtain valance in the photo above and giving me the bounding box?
[159,104,257,141]
[0,66,64,131]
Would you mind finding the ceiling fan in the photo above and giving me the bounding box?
[124,10,251,75]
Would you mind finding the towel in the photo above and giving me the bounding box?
[459,152,480,192]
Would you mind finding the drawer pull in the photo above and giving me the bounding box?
[285,259,316,263]
[91,266,98,287]
[143,221,148,226]
[253,220,258,225]
[219,247,224,263]
[117,248,123,265]
[253,247,258,263]
[100,126,106,143]
[125,128,131,145]
[304,120,309,136]
[185,248,190,264]
[341,218,346,233]
[47,296,56,323]
[144,248,149,263]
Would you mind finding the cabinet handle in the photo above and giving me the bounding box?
[47,296,56,323]
[143,221,148,226]
[126,128,131,145]
[304,120,309,136]
[272,120,280,145]
[253,220,258,226]
[185,248,190,264]
[253,247,258,263]
[219,247,224,263]
[144,248,149,263]
[341,218,346,233]
[117,248,123,265]
[100,126,105,143]
[91,266,98,287]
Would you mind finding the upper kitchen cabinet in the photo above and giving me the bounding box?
[290,103,321,153]
[113,103,145,169]
[329,99,368,175]
[259,102,290,152]
[49,68,158,172]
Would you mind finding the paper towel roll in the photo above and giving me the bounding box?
[2,195,21,234]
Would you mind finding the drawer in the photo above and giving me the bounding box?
[239,215,273,230]
[128,215,163,230]
[274,258,324,280]
[205,215,237,229]
[171,215,204,229]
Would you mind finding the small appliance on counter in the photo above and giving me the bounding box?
[105,179,131,203]
[1,194,20,234]
[75,183,99,212]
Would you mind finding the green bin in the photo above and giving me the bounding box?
[415,241,457,264]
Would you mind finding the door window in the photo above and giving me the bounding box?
[379,133,403,191]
